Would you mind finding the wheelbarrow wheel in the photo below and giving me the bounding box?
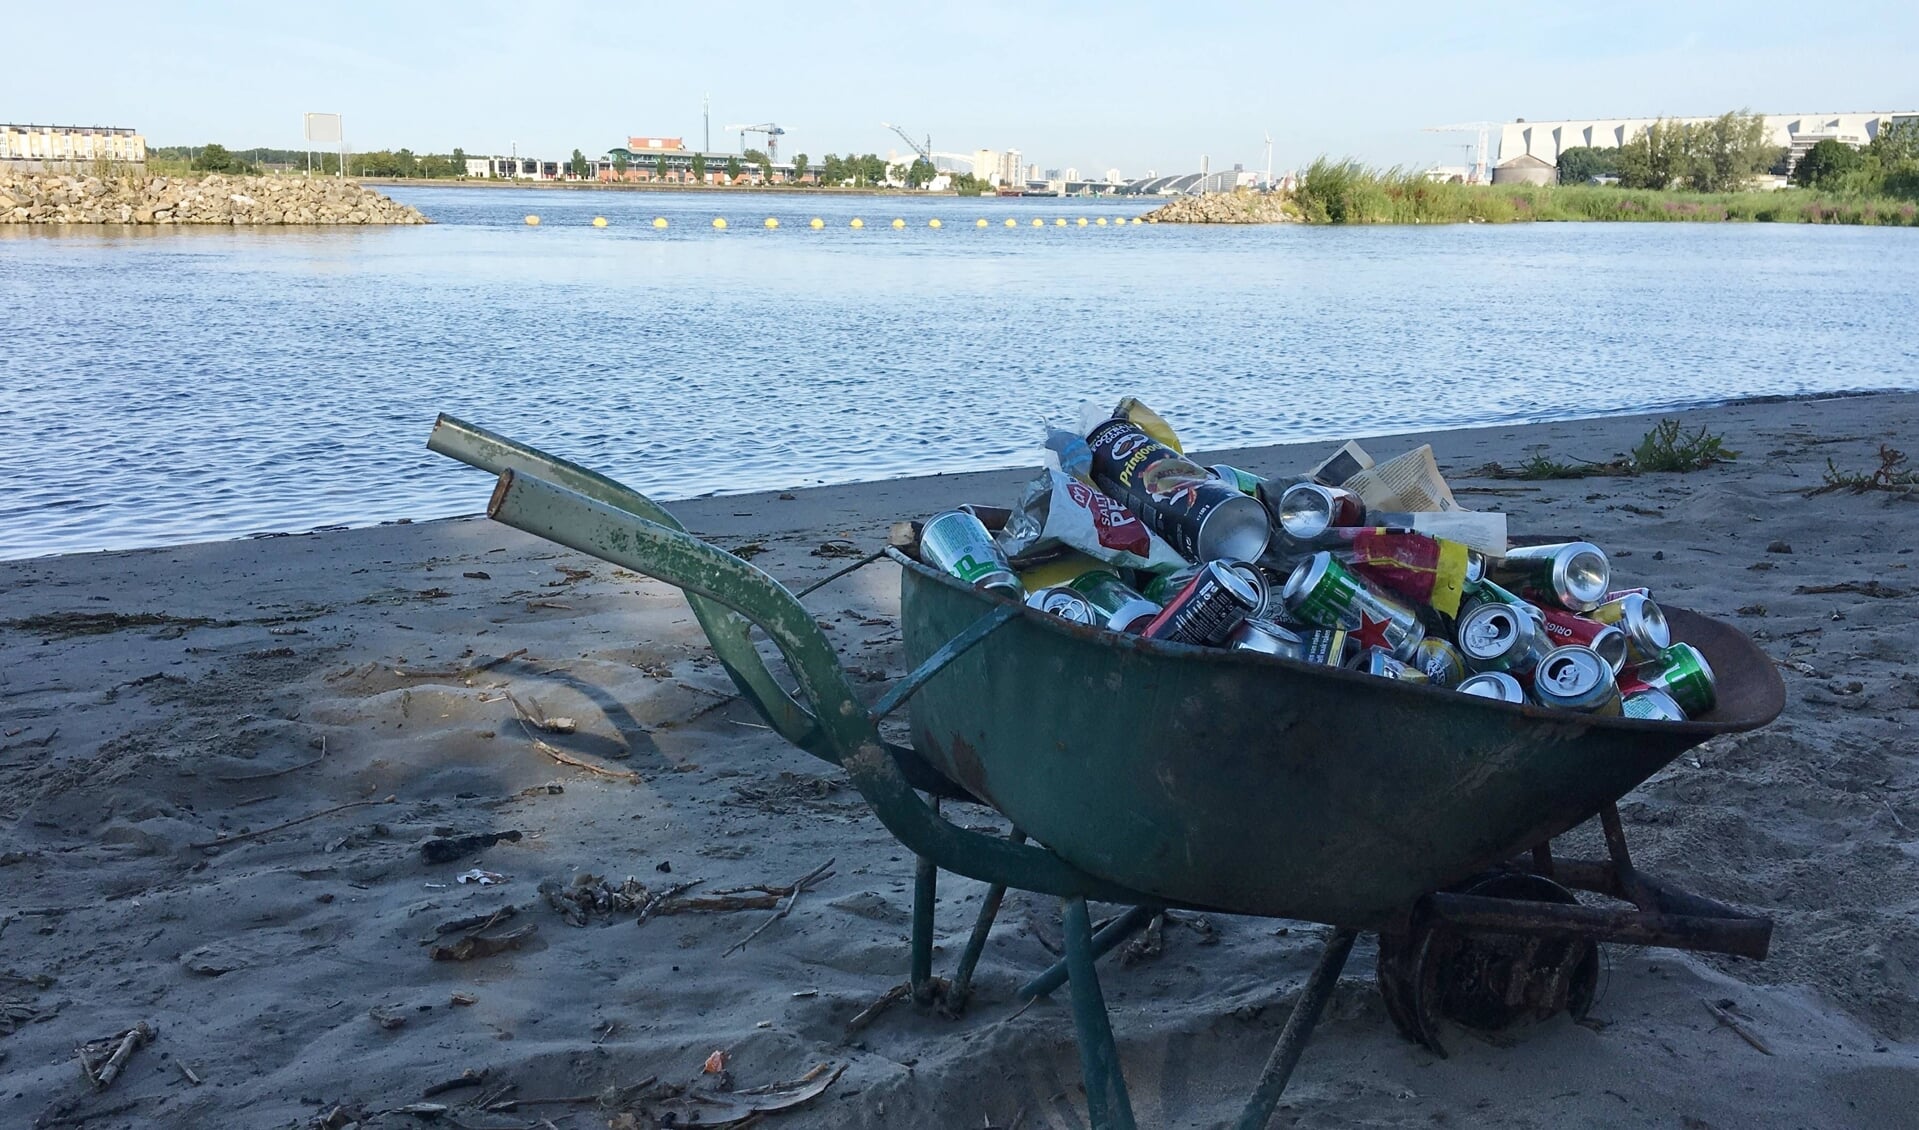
[1377,871,1599,1056]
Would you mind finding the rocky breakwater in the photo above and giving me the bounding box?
[0,171,429,225]
[1144,189,1299,224]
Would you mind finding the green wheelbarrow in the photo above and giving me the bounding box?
[430,414,1786,1129]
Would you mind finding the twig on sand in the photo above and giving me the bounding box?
[844,982,909,1037]
[725,858,835,957]
[1703,999,1772,1055]
[36,1099,143,1127]
[216,736,327,783]
[422,1067,490,1097]
[76,1022,154,1089]
[189,798,392,850]
[503,692,641,783]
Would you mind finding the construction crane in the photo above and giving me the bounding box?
[881,121,932,165]
[724,123,786,159]
[1424,121,1497,183]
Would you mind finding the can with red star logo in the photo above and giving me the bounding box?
[1279,552,1426,661]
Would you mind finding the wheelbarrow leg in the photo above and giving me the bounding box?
[1018,904,1159,1001]
[1063,896,1137,1129]
[949,827,1027,1010]
[911,849,939,1004]
[1233,928,1358,1130]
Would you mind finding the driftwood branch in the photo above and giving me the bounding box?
[724,858,834,957]
[503,692,640,783]
[189,799,391,850]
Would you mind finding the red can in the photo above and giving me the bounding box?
[1527,602,1629,673]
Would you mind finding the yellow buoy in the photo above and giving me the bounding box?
[1131,217,1142,224]
[764,217,778,228]
[1004,218,1017,228]
[653,217,668,228]
[891,218,905,229]
[809,217,824,229]
[712,217,727,229]
[929,218,942,228]
[851,217,865,228]
[1054,217,1067,227]
[523,214,540,226]
[592,216,608,228]
[976,218,989,228]
[1095,217,1108,226]
[1031,218,1044,227]
[1076,217,1087,227]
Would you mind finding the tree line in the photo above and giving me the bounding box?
[1552,110,1919,200]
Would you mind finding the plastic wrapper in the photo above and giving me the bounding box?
[997,468,1187,573]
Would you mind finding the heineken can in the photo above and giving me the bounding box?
[1227,619,1307,659]
[1271,482,1367,541]
[1412,638,1467,689]
[1087,418,1271,563]
[1622,687,1687,721]
[1489,542,1611,612]
[1283,552,1426,661]
[1026,586,1099,625]
[1361,647,1429,683]
[1619,643,1716,717]
[1303,627,1354,667]
[1210,464,1266,495]
[1141,560,1262,646]
[1458,577,1532,621]
[1530,645,1623,715]
[1067,570,1163,633]
[1530,604,1630,673]
[1456,601,1552,681]
[1457,671,1527,703]
[921,510,1022,596]
[1588,592,1670,664]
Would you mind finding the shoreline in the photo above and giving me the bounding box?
[1,392,1915,1125]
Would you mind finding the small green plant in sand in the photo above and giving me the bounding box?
[1632,419,1739,472]
[1812,444,1918,494]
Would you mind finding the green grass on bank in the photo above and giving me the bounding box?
[1293,158,1919,226]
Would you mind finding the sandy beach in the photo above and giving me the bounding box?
[2,393,1916,1129]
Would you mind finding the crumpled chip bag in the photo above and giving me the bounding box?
[997,467,1187,574]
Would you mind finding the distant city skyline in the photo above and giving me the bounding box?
[6,1,1916,175]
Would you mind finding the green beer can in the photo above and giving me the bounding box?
[1281,552,1425,661]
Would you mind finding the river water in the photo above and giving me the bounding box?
[3,186,1917,558]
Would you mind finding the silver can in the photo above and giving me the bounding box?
[1412,638,1467,689]
[1026,586,1099,624]
[1282,552,1427,662]
[1622,687,1687,721]
[1457,671,1527,702]
[1589,592,1671,664]
[1456,601,1552,681]
[1489,541,1611,613]
[920,510,1022,596]
[1227,619,1307,659]
[1529,645,1624,715]
[1272,482,1367,541]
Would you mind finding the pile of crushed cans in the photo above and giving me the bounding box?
[915,397,1714,722]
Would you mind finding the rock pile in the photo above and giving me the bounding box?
[0,171,430,225]
[1144,190,1299,224]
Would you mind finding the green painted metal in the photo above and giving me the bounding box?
[896,551,1785,928]
[912,852,938,1002]
[950,827,1027,1009]
[1064,897,1137,1129]
[1234,929,1358,1130]
[873,605,1020,719]
[1019,905,1159,1001]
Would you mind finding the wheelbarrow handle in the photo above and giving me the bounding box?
[427,413,822,753]
[486,467,1140,904]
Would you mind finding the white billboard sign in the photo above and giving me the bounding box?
[304,113,342,144]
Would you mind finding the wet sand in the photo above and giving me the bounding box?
[2,393,1916,1128]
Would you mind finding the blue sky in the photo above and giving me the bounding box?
[7,1,1915,175]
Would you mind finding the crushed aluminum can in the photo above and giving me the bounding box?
[1360,647,1429,683]
[1412,638,1467,689]
[1457,671,1527,702]
[1282,552,1426,661]
[1302,627,1354,666]
[1619,642,1716,717]
[1026,586,1099,624]
[1142,560,1262,646]
[920,510,1022,596]
[1490,541,1611,612]
[1529,645,1623,715]
[1067,570,1163,633]
[1086,418,1271,563]
[1271,482,1367,541]
[1227,619,1307,659]
[1588,592,1670,664]
[1622,687,1688,721]
[1456,601,1552,682]
[1529,603,1630,673]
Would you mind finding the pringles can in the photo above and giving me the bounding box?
[1086,418,1270,563]
[1281,552,1426,661]
[1619,643,1716,717]
[1456,601,1552,682]
[1457,671,1527,702]
[1489,541,1611,612]
[1529,603,1630,673]
[1588,592,1670,664]
[920,510,1022,596]
[1140,560,1262,646]
[1529,645,1623,715]
[1026,586,1099,624]
[1067,570,1163,633]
